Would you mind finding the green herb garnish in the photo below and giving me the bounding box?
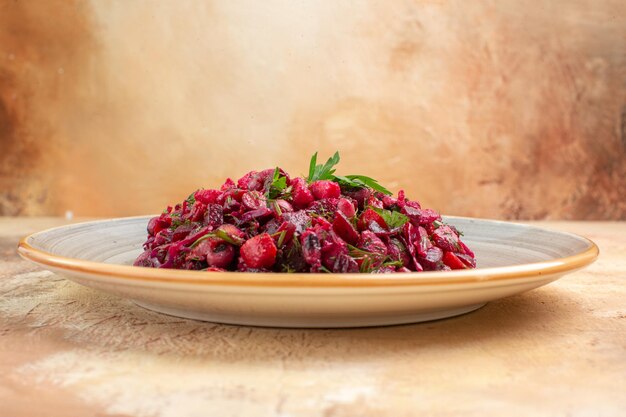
[190,228,244,248]
[276,229,287,247]
[281,265,297,273]
[267,167,288,199]
[190,233,211,248]
[307,151,392,195]
[286,236,302,259]
[185,191,196,206]
[333,175,392,195]
[271,200,282,216]
[170,215,191,229]
[214,228,244,246]
[307,151,340,182]
[382,259,404,267]
[347,244,403,272]
[319,265,333,273]
[359,256,373,273]
[372,207,409,229]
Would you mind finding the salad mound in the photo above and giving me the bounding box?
[134,152,476,273]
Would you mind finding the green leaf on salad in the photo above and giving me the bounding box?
[171,217,191,229]
[343,175,392,195]
[185,191,196,206]
[214,228,244,246]
[307,151,393,195]
[307,151,340,182]
[267,167,288,199]
[333,174,392,196]
[308,152,318,181]
[372,207,409,229]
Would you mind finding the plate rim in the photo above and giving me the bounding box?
[17,215,599,287]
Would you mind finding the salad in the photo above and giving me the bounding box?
[134,152,476,273]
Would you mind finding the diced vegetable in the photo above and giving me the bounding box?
[134,151,475,273]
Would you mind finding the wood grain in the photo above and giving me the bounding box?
[0,218,624,416]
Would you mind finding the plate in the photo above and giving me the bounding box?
[17,216,598,328]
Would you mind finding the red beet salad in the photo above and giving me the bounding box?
[134,152,476,273]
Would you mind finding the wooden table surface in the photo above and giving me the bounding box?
[1,218,624,417]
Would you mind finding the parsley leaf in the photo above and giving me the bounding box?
[344,175,392,195]
[307,151,340,182]
[333,174,392,195]
[372,207,409,229]
[308,152,318,181]
[185,191,196,206]
[267,167,288,199]
[171,217,191,229]
[307,151,393,195]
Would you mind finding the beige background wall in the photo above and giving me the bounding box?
[1,0,625,219]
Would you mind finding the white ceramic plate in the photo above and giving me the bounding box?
[18,216,598,328]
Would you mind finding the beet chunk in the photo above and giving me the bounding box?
[134,250,156,267]
[332,211,360,245]
[195,189,221,204]
[309,180,341,200]
[291,177,315,209]
[330,253,359,273]
[419,246,443,270]
[358,208,388,231]
[432,225,462,252]
[202,204,223,228]
[240,233,277,269]
[341,187,372,210]
[241,191,266,210]
[336,198,356,218]
[359,231,387,256]
[442,251,467,270]
[246,169,275,192]
[301,230,322,268]
[191,238,235,269]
